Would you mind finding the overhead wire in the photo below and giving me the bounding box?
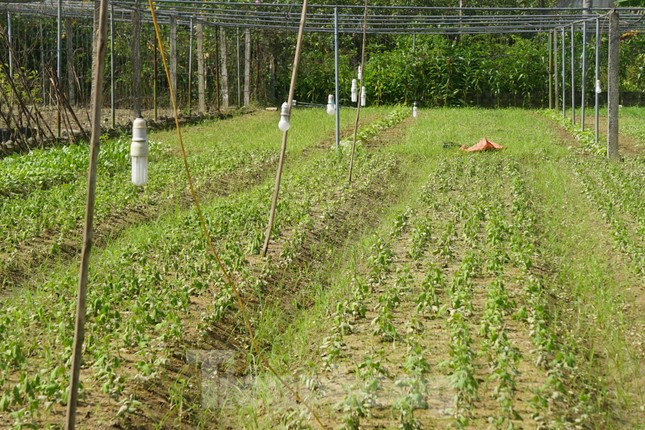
[2,1,644,33]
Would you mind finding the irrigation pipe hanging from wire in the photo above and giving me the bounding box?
[147,0,325,428]
[348,0,369,185]
[261,0,309,257]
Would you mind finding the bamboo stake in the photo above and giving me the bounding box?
[65,0,109,428]
[261,0,309,256]
[147,2,324,426]
[348,0,369,184]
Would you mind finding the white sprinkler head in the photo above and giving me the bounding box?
[278,102,291,132]
[131,117,148,186]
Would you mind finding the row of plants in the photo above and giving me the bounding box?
[0,108,381,288]
[231,107,643,429]
[0,107,404,428]
[312,136,619,429]
[572,156,645,277]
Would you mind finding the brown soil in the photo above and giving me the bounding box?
[590,114,644,156]
[97,113,410,429]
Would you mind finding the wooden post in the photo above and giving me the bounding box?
[169,14,177,108]
[220,26,229,109]
[65,0,109,428]
[607,10,619,159]
[132,5,142,117]
[244,28,250,106]
[196,22,205,114]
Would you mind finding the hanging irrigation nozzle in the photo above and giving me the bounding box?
[326,94,336,115]
[360,86,366,107]
[131,117,148,186]
[278,102,291,131]
[351,79,358,103]
[413,101,418,118]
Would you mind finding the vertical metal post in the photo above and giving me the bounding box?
[554,29,559,110]
[7,12,12,78]
[169,14,177,107]
[594,17,600,144]
[548,31,553,109]
[110,3,115,127]
[562,27,566,119]
[607,10,619,158]
[581,21,587,131]
[57,0,62,137]
[334,7,340,149]
[188,18,193,114]
[571,24,575,124]
[40,19,46,105]
[131,3,142,118]
[236,27,241,106]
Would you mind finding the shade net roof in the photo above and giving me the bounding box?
[1,0,644,34]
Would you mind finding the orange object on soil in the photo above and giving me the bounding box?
[460,137,504,152]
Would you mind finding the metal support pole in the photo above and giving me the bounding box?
[110,3,115,127]
[548,31,553,109]
[562,27,566,119]
[131,4,142,118]
[554,29,559,111]
[188,18,193,114]
[607,10,619,158]
[40,19,46,105]
[581,21,587,131]
[57,0,62,138]
[7,12,12,78]
[236,27,241,106]
[334,7,340,149]
[571,24,575,124]
[594,17,600,144]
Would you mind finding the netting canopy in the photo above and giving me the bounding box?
[2,0,644,34]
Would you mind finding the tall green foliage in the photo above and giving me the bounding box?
[296,33,550,107]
